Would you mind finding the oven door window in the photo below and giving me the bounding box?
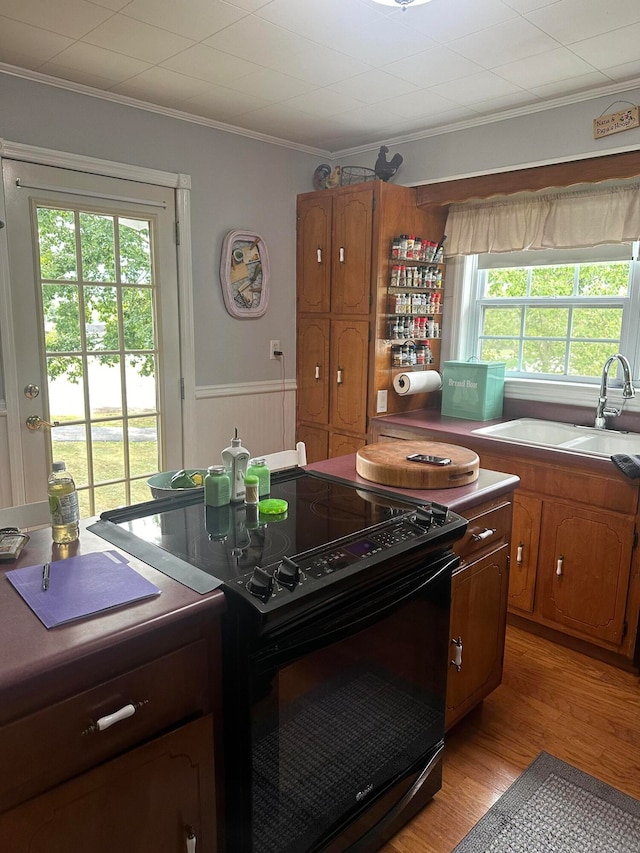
[249,556,452,853]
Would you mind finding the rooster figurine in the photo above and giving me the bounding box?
[374,146,403,182]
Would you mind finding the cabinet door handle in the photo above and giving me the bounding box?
[516,542,524,565]
[450,636,463,671]
[186,826,197,852]
[556,555,564,577]
[471,527,496,542]
[82,699,147,735]
[315,363,321,380]
[317,248,322,263]
[339,246,345,263]
[337,368,343,385]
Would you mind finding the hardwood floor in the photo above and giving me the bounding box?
[382,625,640,853]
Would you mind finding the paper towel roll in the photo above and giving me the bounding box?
[393,370,442,396]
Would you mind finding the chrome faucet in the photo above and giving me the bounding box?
[594,353,635,429]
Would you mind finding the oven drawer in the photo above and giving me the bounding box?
[0,639,209,812]
[455,501,511,563]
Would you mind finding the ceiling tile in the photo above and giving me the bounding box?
[527,0,640,44]
[226,68,316,101]
[430,70,525,105]
[182,85,272,119]
[83,13,195,64]
[381,88,460,120]
[0,16,72,64]
[329,70,419,105]
[283,88,365,118]
[36,61,121,90]
[529,70,614,99]
[449,17,560,68]
[112,66,212,104]
[48,42,151,82]
[570,21,640,69]
[121,0,247,41]
[495,47,598,88]
[402,0,519,42]
[161,43,263,85]
[383,46,484,87]
[0,0,113,39]
[601,58,640,82]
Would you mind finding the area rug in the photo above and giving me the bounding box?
[452,751,640,853]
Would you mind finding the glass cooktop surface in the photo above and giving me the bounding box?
[93,472,415,591]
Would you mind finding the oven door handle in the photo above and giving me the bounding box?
[256,555,457,669]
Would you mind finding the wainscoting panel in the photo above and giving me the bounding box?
[193,380,297,468]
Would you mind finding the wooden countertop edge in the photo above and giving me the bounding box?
[306,459,519,512]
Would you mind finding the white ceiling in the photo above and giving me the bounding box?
[1,0,640,154]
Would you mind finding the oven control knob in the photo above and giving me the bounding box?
[275,557,300,589]
[248,566,273,600]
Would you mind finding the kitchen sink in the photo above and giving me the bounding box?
[472,418,640,458]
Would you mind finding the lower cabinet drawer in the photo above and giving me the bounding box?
[0,640,209,812]
[455,501,511,563]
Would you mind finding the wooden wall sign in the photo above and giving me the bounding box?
[593,106,639,140]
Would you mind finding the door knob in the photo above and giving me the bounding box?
[26,415,60,431]
[24,383,40,399]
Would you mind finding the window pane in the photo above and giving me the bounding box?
[128,415,159,477]
[483,307,522,336]
[524,307,569,338]
[80,213,116,282]
[126,360,157,414]
[51,433,88,489]
[530,265,574,297]
[94,483,127,516]
[571,307,622,340]
[43,284,81,352]
[523,340,566,373]
[485,268,527,297]
[480,339,519,370]
[92,419,125,484]
[47,357,85,422]
[120,217,152,284]
[85,285,119,352]
[122,287,155,350]
[87,355,122,419]
[578,262,629,296]
[130,478,152,505]
[569,342,619,377]
[37,208,77,280]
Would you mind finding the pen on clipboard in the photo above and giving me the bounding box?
[42,562,50,591]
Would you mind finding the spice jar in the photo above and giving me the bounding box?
[204,465,230,507]
[244,474,259,506]
[247,458,271,497]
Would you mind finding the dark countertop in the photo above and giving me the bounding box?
[371,409,636,479]
[306,456,519,513]
[0,519,226,723]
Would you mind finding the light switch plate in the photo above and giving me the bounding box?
[376,390,388,413]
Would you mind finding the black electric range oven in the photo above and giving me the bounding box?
[92,469,467,853]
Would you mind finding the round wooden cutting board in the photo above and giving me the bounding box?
[356,441,479,489]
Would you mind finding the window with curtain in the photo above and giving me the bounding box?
[471,243,640,380]
[445,182,640,386]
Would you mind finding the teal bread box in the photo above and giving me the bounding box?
[441,360,506,420]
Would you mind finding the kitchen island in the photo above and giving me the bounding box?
[0,519,225,853]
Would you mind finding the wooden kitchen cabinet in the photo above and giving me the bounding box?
[509,493,541,614]
[296,182,448,462]
[446,497,512,730]
[0,715,215,852]
[0,527,224,853]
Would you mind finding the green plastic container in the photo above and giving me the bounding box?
[441,360,506,421]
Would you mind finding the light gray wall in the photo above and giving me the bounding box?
[0,73,320,392]
[2,74,640,402]
[339,87,640,188]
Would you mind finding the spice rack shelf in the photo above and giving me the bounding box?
[385,243,445,372]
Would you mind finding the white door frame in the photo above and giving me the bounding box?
[0,138,195,505]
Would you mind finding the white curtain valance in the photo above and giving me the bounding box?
[445,182,640,256]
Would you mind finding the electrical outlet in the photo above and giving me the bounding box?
[270,340,281,360]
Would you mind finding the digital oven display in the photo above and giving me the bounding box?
[344,538,377,558]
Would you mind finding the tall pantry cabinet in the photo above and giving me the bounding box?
[296,180,447,463]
